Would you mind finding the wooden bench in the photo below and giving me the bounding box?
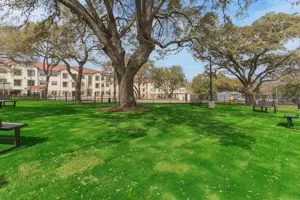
[252,101,277,113]
[0,95,17,108]
[0,100,17,108]
[190,99,202,106]
[284,114,299,128]
[0,122,28,154]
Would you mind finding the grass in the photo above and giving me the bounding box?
[1,101,300,200]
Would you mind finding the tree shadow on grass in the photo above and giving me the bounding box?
[1,105,80,121]
[93,105,257,150]
[217,130,256,149]
[277,122,287,128]
[0,175,8,189]
[99,127,148,144]
[0,135,48,149]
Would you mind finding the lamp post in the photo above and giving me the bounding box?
[113,69,116,102]
[208,57,215,109]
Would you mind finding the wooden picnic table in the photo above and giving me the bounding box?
[252,101,277,113]
[0,122,28,154]
[190,99,202,106]
[284,114,299,128]
[0,100,17,108]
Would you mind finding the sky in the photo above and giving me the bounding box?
[1,0,299,81]
[150,0,300,81]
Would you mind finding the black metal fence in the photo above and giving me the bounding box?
[48,95,191,104]
[7,92,297,105]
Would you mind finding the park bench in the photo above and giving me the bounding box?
[252,100,277,113]
[190,99,202,106]
[0,120,28,154]
[284,114,299,128]
[0,95,17,108]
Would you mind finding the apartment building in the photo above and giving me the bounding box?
[0,60,190,100]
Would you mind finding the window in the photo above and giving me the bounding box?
[95,76,100,81]
[101,83,104,87]
[39,80,46,85]
[14,80,22,86]
[82,75,85,79]
[63,82,68,87]
[14,69,22,76]
[63,73,68,79]
[0,67,7,73]
[0,78,7,83]
[106,91,110,95]
[52,72,58,77]
[101,76,105,80]
[39,71,46,76]
[106,83,109,87]
[72,82,75,88]
[51,81,57,86]
[27,80,35,86]
[95,83,99,88]
[81,82,85,87]
[27,69,35,77]
[51,91,57,95]
[88,75,92,85]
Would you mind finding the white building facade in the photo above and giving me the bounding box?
[0,61,190,100]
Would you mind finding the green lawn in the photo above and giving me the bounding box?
[1,101,300,200]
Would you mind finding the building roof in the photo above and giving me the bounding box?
[71,66,99,74]
[0,60,16,66]
[32,62,68,72]
[1,60,155,82]
[0,60,101,74]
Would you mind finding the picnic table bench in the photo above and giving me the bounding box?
[0,122,28,154]
[252,101,277,113]
[0,100,17,108]
[190,99,202,106]
[0,95,17,108]
[284,114,299,128]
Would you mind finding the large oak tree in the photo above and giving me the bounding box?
[192,12,300,104]
[1,0,253,108]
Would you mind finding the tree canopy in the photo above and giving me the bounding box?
[151,65,185,98]
[0,0,254,108]
[192,12,300,104]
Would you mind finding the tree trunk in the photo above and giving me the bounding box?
[75,78,82,104]
[245,91,256,105]
[44,76,50,99]
[168,91,173,99]
[118,73,136,108]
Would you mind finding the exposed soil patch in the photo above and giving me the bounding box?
[96,106,151,112]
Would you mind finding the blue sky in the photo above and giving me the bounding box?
[3,1,298,81]
[151,0,299,81]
